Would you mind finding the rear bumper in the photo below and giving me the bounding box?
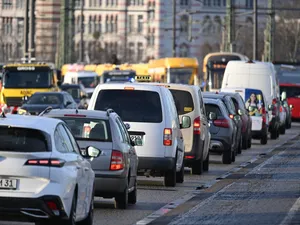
[138,157,175,171]
[0,195,67,222]
[94,175,127,197]
[252,127,268,139]
[209,137,231,153]
[184,135,204,165]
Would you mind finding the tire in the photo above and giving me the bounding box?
[176,163,184,183]
[115,185,128,209]
[231,150,236,163]
[191,157,203,175]
[164,163,176,187]
[222,150,232,164]
[270,128,277,139]
[280,124,286,135]
[64,192,77,225]
[260,134,268,145]
[203,152,209,172]
[276,127,280,138]
[77,193,94,225]
[242,135,248,150]
[128,179,137,204]
[247,135,252,148]
[237,137,242,154]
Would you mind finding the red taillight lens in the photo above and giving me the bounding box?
[164,128,173,146]
[193,117,201,135]
[46,201,58,210]
[229,114,234,119]
[110,150,124,171]
[213,119,230,128]
[272,98,277,105]
[25,159,65,167]
[262,107,267,124]
[185,156,195,159]
[280,106,283,112]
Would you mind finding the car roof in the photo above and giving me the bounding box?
[203,92,225,99]
[95,82,164,92]
[42,109,111,119]
[146,82,198,91]
[61,84,81,88]
[203,98,222,104]
[0,114,61,133]
[33,92,66,95]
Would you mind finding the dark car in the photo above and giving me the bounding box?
[204,98,237,164]
[19,92,77,115]
[218,92,252,150]
[203,92,241,155]
[60,83,89,109]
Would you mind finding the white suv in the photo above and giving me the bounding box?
[0,113,100,225]
[88,83,191,187]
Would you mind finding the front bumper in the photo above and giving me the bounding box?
[0,195,67,222]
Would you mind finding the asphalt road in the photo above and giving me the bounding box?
[2,123,300,225]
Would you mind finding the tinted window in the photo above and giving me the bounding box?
[280,86,300,98]
[95,90,163,123]
[205,104,223,117]
[27,94,62,105]
[0,126,48,152]
[55,117,112,142]
[62,87,80,99]
[170,90,194,115]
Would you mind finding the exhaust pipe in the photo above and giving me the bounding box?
[20,208,50,219]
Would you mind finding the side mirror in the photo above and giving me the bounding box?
[125,123,131,130]
[86,146,101,158]
[289,104,294,110]
[208,112,217,120]
[66,101,72,106]
[238,109,243,116]
[180,116,191,129]
[268,105,274,111]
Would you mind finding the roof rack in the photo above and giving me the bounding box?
[39,106,53,116]
[106,108,114,116]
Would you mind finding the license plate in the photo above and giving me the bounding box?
[130,135,143,146]
[0,179,17,189]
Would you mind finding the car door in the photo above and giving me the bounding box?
[115,117,137,188]
[57,123,90,218]
[198,89,209,159]
[117,117,138,185]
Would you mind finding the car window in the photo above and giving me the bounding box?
[0,126,49,152]
[27,94,62,105]
[169,89,194,115]
[63,94,69,106]
[198,90,206,116]
[57,124,75,153]
[62,124,80,154]
[118,117,133,143]
[54,117,112,142]
[95,90,163,123]
[115,118,128,143]
[224,97,236,115]
[165,89,180,128]
[205,103,223,118]
[54,128,69,153]
[231,97,239,113]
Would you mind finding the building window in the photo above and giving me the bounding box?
[137,15,143,33]
[115,16,118,33]
[137,43,143,62]
[203,0,211,6]
[16,0,24,9]
[110,15,114,33]
[148,2,155,20]
[88,16,92,33]
[105,15,109,33]
[98,15,102,33]
[128,15,134,33]
[148,28,155,47]
[245,0,253,8]
[179,44,189,57]
[180,15,189,34]
[17,18,24,36]
[180,0,189,6]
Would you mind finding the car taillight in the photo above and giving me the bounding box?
[110,150,124,171]
[213,119,230,128]
[229,114,234,119]
[272,98,277,105]
[46,200,60,216]
[163,128,172,146]
[280,106,283,112]
[262,107,267,124]
[24,159,65,167]
[193,117,201,135]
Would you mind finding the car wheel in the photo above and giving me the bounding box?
[115,185,128,209]
[247,134,252,148]
[176,162,184,183]
[164,164,176,187]
[62,192,77,225]
[128,179,137,204]
[77,193,94,225]
[270,128,277,139]
[222,150,232,164]
[231,150,236,163]
[203,152,209,172]
[260,134,268,145]
[276,127,280,138]
[242,135,248,150]
[237,137,242,154]
[191,157,203,175]
[280,124,286,135]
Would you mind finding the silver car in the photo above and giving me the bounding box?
[41,108,139,209]
[0,113,100,225]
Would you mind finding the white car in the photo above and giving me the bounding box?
[0,113,100,225]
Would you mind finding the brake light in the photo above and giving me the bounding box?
[229,114,234,119]
[25,159,65,167]
[46,201,58,210]
[193,117,201,135]
[272,98,277,104]
[213,119,230,128]
[280,106,283,112]
[163,128,172,146]
[64,114,86,117]
[185,156,195,159]
[110,150,124,170]
[262,107,267,124]
[124,87,135,90]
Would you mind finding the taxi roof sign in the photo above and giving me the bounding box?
[124,87,135,90]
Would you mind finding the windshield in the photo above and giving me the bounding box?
[27,94,62,105]
[280,86,300,98]
[62,87,80,99]
[169,68,193,84]
[102,70,136,83]
[78,76,98,88]
[3,70,51,88]
[277,71,300,84]
[170,90,194,115]
[0,126,49,152]
[55,117,112,142]
[209,70,224,90]
[95,90,163,123]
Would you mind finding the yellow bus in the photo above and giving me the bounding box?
[84,64,97,72]
[203,52,248,92]
[148,57,199,85]
[0,63,59,114]
[120,63,151,82]
[61,64,85,82]
[95,64,116,76]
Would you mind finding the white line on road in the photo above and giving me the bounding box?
[279,197,300,225]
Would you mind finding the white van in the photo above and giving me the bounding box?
[64,71,99,89]
[88,83,190,187]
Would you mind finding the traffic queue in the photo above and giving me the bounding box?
[0,57,294,225]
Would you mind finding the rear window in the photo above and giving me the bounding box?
[95,90,163,123]
[0,126,49,152]
[205,104,223,118]
[55,117,112,142]
[170,90,194,115]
